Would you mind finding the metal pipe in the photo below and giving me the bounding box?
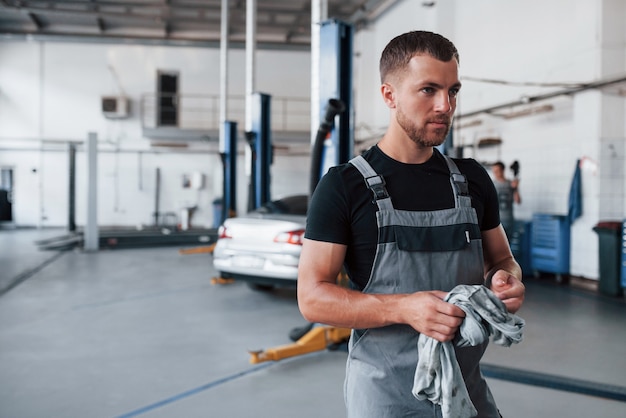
[310,98,345,196]
[458,74,626,119]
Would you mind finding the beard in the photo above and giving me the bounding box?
[396,107,451,148]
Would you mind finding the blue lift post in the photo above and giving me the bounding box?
[318,19,354,178]
[220,121,237,224]
[272,19,356,358]
[246,92,272,211]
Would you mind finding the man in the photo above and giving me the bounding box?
[298,31,525,417]
[491,161,521,239]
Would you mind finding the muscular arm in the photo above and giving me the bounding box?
[297,238,465,342]
[481,226,525,313]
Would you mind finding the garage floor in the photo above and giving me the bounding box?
[1,228,626,418]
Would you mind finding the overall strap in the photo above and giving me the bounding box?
[442,154,472,208]
[349,155,394,211]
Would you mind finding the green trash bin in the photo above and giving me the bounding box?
[592,221,623,297]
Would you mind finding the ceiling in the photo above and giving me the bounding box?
[0,0,400,49]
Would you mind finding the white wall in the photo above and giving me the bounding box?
[0,41,311,228]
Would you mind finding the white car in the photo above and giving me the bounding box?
[212,195,307,289]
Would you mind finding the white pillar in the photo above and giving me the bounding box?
[37,41,45,229]
[310,0,328,146]
[219,0,229,153]
[84,132,99,252]
[245,0,257,132]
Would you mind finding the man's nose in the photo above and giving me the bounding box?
[434,92,453,114]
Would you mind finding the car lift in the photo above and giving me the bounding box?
[193,20,355,364]
[245,19,355,365]
[37,143,220,252]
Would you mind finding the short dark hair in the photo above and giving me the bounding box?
[493,161,505,170]
[379,30,459,83]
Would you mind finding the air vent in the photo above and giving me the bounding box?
[101,96,130,119]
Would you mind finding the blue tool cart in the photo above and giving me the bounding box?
[531,214,570,282]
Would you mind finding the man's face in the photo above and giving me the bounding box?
[388,55,460,148]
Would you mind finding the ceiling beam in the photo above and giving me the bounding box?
[0,1,393,48]
[4,0,315,20]
[0,32,311,51]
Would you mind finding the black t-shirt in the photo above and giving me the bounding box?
[305,146,500,290]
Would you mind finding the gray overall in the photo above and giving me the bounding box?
[345,155,500,418]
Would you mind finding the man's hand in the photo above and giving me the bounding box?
[401,291,466,343]
[489,270,525,313]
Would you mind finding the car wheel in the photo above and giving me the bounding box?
[288,323,314,341]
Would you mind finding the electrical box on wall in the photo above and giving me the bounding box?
[191,172,205,190]
[101,96,130,119]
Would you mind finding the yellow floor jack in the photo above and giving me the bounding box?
[178,242,216,255]
[248,271,352,364]
[248,325,351,364]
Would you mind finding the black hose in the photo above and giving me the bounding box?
[309,98,346,196]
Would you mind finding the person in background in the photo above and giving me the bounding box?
[491,161,521,238]
[297,30,525,417]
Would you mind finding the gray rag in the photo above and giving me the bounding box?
[412,284,525,418]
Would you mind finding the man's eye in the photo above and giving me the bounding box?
[449,88,460,97]
[421,87,435,94]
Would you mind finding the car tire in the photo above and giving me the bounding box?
[288,323,314,341]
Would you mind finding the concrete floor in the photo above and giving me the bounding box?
[1,227,626,418]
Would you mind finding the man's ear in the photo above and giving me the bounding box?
[381,83,396,109]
